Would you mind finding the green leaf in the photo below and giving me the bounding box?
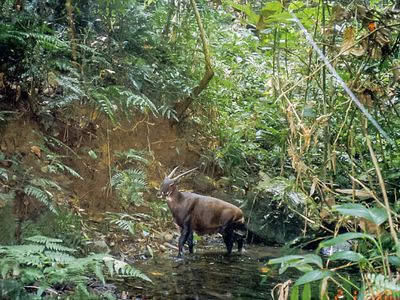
[302,283,311,300]
[288,1,305,12]
[295,270,332,286]
[302,254,323,269]
[88,150,98,159]
[334,204,388,225]
[268,255,304,265]
[225,1,259,24]
[388,255,400,267]
[261,1,283,17]
[93,263,105,285]
[329,251,367,263]
[319,232,376,249]
[290,285,299,300]
[294,264,313,273]
[269,254,322,268]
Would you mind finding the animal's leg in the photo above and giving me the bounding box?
[236,234,244,253]
[233,222,246,253]
[222,226,234,255]
[187,231,194,254]
[178,225,191,257]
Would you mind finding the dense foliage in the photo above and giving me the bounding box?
[0,0,399,298]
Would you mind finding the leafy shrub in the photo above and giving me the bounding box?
[0,236,151,299]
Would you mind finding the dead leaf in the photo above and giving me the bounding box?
[335,188,373,200]
[0,73,5,89]
[309,177,317,197]
[341,27,365,57]
[359,218,379,234]
[332,4,349,22]
[30,146,41,159]
[150,271,164,276]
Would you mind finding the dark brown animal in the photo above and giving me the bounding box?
[157,166,245,257]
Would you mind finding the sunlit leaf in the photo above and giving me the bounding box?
[261,1,283,18]
[295,270,332,286]
[268,255,305,265]
[302,254,323,269]
[319,233,376,249]
[388,256,400,267]
[329,251,367,263]
[334,204,388,225]
[225,1,259,24]
[302,283,311,300]
[288,1,305,12]
[290,285,299,300]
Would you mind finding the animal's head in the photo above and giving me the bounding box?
[156,166,198,198]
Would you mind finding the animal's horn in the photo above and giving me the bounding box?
[172,167,199,181]
[167,166,180,178]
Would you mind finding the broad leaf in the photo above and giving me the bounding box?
[261,1,283,18]
[329,251,367,263]
[225,1,259,24]
[388,255,400,267]
[290,285,299,300]
[334,204,388,225]
[319,232,376,248]
[302,283,311,300]
[302,254,323,269]
[288,1,305,12]
[268,255,304,265]
[295,270,332,286]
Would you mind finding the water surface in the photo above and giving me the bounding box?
[126,245,296,300]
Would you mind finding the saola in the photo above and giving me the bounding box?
[157,166,245,257]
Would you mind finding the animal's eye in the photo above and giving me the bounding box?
[169,183,174,187]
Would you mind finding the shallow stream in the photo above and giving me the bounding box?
[124,245,297,300]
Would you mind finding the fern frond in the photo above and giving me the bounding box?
[53,162,83,179]
[126,93,158,115]
[43,251,75,263]
[110,172,124,186]
[24,235,63,244]
[0,204,16,244]
[111,168,147,206]
[30,178,62,191]
[89,88,117,125]
[110,219,135,235]
[158,104,179,122]
[102,256,151,282]
[23,186,58,214]
[115,149,149,165]
[3,244,46,254]
[44,242,76,253]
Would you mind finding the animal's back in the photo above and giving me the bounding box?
[182,192,244,235]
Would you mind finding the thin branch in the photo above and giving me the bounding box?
[175,0,214,119]
[362,119,399,251]
[289,12,392,143]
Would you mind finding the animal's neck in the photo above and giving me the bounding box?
[166,188,181,203]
